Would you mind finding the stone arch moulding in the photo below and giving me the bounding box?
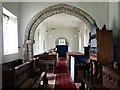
[23,3,97,62]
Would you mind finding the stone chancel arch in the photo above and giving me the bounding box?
[24,3,96,61]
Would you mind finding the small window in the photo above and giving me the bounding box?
[58,38,66,45]
[55,37,69,46]
[3,7,18,55]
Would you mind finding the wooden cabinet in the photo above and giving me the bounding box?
[89,25,113,65]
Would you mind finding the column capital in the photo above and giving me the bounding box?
[26,40,35,44]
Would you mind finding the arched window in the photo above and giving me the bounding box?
[55,37,69,46]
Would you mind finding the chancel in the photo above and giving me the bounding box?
[0,1,120,90]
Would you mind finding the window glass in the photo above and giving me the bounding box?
[58,39,66,45]
[3,7,18,55]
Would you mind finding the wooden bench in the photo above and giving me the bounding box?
[93,66,120,89]
[33,53,58,72]
[2,60,48,89]
[102,66,120,88]
[34,52,58,61]
[80,60,120,89]
[39,60,55,72]
[80,60,108,90]
[2,59,23,71]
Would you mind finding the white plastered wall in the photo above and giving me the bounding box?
[46,28,79,52]
[33,23,47,55]
[78,23,89,53]
[0,2,3,89]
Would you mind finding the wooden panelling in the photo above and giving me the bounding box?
[97,28,113,65]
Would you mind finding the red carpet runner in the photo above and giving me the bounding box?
[54,58,68,73]
[54,58,77,90]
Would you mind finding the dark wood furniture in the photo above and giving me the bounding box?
[66,52,84,72]
[33,53,58,72]
[80,60,106,90]
[39,60,55,73]
[34,53,58,65]
[2,59,23,71]
[2,60,48,89]
[89,25,113,64]
[84,47,90,58]
[102,66,120,88]
[66,52,85,82]
[80,25,120,90]
[71,56,86,83]
[80,78,95,90]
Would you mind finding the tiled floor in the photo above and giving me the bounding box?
[40,73,56,90]
[40,73,81,90]
[47,73,56,89]
[75,83,81,90]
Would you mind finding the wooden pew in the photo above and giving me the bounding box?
[94,62,120,89]
[102,66,120,88]
[3,62,31,88]
[80,60,105,90]
[33,53,58,72]
[34,52,58,61]
[80,60,120,90]
[2,60,48,89]
[2,59,23,71]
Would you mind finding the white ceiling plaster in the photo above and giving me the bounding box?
[41,13,85,30]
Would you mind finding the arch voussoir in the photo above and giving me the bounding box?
[24,3,96,61]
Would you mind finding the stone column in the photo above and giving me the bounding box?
[24,40,34,62]
[28,40,34,61]
[23,43,28,62]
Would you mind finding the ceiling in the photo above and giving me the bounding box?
[41,13,85,30]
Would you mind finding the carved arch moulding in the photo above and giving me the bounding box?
[23,3,96,62]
